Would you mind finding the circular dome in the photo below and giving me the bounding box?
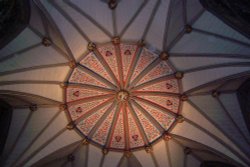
[66,41,181,151]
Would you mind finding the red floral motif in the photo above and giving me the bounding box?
[124,50,131,55]
[76,107,82,113]
[73,91,80,97]
[166,83,173,89]
[115,136,122,142]
[166,100,173,106]
[132,134,138,141]
[106,51,113,57]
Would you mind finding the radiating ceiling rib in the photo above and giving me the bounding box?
[2,110,33,167]
[10,109,62,167]
[125,46,143,88]
[121,0,156,41]
[141,0,160,40]
[0,43,41,64]
[171,134,247,167]
[184,70,250,95]
[129,58,161,88]
[150,151,159,167]
[64,0,112,39]
[220,93,250,140]
[93,49,120,87]
[217,97,250,143]
[189,95,250,157]
[177,116,250,165]
[131,100,164,133]
[127,102,149,145]
[193,12,250,44]
[102,151,122,167]
[34,0,77,62]
[87,101,116,139]
[49,0,91,43]
[181,117,250,163]
[170,53,250,59]
[193,28,250,48]
[105,104,121,149]
[18,127,67,167]
[67,83,115,94]
[185,100,250,161]
[22,130,82,167]
[112,7,117,36]
[28,25,70,62]
[0,28,41,57]
[184,62,250,74]
[119,0,148,38]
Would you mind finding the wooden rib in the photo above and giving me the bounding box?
[67,83,115,93]
[124,45,142,89]
[132,91,180,97]
[105,103,121,148]
[133,96,177,116]
[127,102,149,145]
[0,43,41,63]
[88,101,117,138]
[64,0,112,38]
[49,0,91,42]
[114,42,124,88]
[74,97,114,123]
[67,94,113,106]
[141,0,160,39]
[131,74,175,91]
[34,0,76,62]
[128,58,161,89]
[78,64,117,90]
[93,49,120,88]
[120,0,149,37]
[131,100,165,132]
[17,128,67,167]
[10,110,62,167]
[124,103,130,150]
[0,62,68,77]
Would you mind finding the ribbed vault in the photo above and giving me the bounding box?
[0,0,250,167]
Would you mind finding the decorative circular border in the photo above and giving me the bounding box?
[64,39,183,152]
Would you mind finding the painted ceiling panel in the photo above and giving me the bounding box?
[1,0,250,166]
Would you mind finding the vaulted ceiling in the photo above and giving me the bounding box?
[0,0,250,167]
